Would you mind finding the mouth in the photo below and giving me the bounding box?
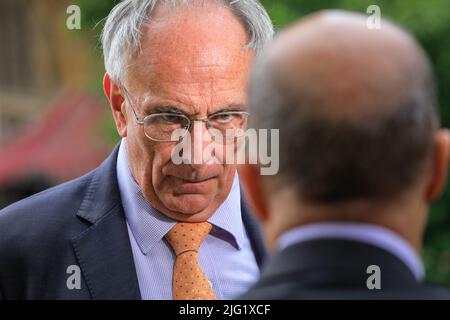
[172,176,217,195]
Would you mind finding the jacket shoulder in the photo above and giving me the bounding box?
[0,171,94,248]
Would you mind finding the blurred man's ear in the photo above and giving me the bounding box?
[426,129,450,203]
[238,164,270,222]
[103,73,127,138]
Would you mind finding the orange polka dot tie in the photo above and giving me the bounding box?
[165,222,216,300]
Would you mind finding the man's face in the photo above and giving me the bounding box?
[119,4,253,222]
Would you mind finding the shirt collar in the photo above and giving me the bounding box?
[278,222,425,281]
[116,139,244,255]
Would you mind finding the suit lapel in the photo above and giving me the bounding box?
[241,194,267,268]
[71,144,141,300]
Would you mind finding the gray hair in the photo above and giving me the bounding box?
[101,0,274,82]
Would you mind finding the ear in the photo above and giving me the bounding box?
[238,164,270,222]
[103,73,127,138]
[426,129,450,203]
[103,73,112,98]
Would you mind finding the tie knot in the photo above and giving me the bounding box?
[165,222,212,256]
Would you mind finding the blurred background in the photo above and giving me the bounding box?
[0,0,449,285]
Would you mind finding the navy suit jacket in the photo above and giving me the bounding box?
[241,239,450,300]
[0,145,266,299]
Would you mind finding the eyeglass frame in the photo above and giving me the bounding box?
[119,84,250,143]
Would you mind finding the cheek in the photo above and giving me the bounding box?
[127,136,155,181]
[222,164,236,186]
[150,144,178,188]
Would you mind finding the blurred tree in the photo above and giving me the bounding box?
[77,0,450,285]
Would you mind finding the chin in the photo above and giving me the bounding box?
[158,193,219,222]
[168,194,213,214]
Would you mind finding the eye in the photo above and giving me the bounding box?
[210,113,235,124]
[162,114,184,124]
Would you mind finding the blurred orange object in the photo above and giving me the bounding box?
[0,92,113,186]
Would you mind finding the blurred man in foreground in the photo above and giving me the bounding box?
[241,10,450,299]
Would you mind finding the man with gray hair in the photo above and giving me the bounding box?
[0,0,273,299]
[240,10,450,299]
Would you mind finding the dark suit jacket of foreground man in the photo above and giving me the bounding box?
[240,238,450,300]
[0,145,266,299]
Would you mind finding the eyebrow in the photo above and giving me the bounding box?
[142,103,247,116]
[141,102,193,116]
[211,104,247,113]
[148,106,186,114]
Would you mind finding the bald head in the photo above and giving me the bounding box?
[258,10,435,120]
[250,10,438,203]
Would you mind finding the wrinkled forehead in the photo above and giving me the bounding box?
[124,2,253,94]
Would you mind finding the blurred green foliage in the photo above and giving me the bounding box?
[77,0,450,285]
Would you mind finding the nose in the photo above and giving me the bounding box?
[192,120,215,164]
